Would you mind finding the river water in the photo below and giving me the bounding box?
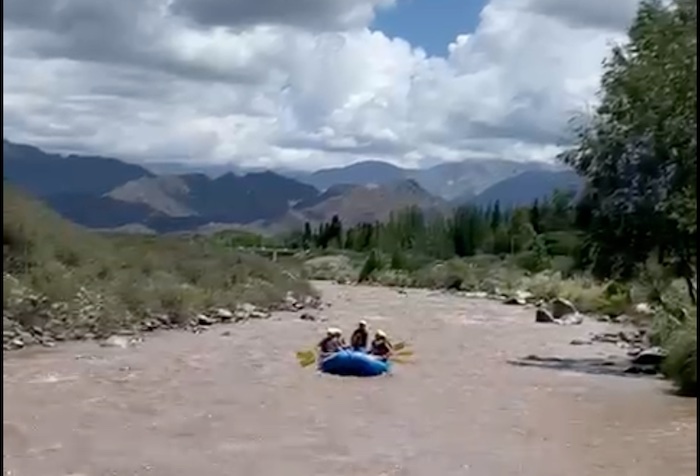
[3,282,696,475]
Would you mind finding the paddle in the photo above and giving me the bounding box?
[295,342,413,368]
[394,341,409,352]
[390,356,415,365]
[296,350,317,368]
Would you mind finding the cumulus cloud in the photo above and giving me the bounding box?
[523,0,642,31]
[2,0,640,170]
[170,0,396,31]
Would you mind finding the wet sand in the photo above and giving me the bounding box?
[3,282,696,476]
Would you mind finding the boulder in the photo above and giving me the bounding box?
[624,364,659,375]
[551,298,578,319]
[299,313,316,321]
[558,313,583,326]
[284,292,299,310]
[214,308,234,321]
[249,309,271,319]
[632,346,668,366]
[233,303,270,321]
[570,338,592,346]
[140,319,160,332]
[592,330,645,346]
[505,289,535,306]
[535,308,556,323]
[463,291,489,299]
[196,314,216,326]
[303,295,322,308]
[100,335,131,349]
[10,337,25,349]
[634,302,654,316]
[234,303,255,321]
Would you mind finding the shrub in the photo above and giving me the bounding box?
[662,314,697,396]
[3,185,315,342]
[358,250,382,283]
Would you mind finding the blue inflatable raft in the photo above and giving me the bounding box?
[319,349,391,377]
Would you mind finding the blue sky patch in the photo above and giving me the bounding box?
[372,0,489,57]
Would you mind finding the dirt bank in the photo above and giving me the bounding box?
[3,282,696,476]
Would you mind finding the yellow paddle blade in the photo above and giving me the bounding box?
[390,356,414,364]
[394,341,410,352]
[395,349,414,357]
[296,350,317,368]
[300,357,316,368]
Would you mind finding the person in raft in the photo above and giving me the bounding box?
[336,328,348,349]
[318,328,345,356]
[350,320,369,351]
[369,329,393,360]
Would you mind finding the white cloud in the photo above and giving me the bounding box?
[2,0,639,170]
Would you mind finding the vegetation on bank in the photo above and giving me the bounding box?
[3,185,315,345]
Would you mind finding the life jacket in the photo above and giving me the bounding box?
[319,336,339,353]
[370,338,392,357]
[350,328,368,349]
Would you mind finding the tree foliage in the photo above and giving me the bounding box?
[560,0,697,302]
[300,193,581,268]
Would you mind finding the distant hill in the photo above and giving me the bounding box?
[408,159,555,201]
[2,140,323,233]
[141,162,243,178]
[44,193,156,229]
[3,139,583,234]
[109,172,317,219]
[291,158,557,201]
[468,170,584,208]
[3,139,153,197]
[67,171,319,232]
[295,160,407,191]
[291,183,359,211]
[267,179,448,230]
[107,174,198,217]
[142,161,301,179]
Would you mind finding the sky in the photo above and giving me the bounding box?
[2,0,642,171]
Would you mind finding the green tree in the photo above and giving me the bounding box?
[529,200,542,234]
[450,206,483,257]
[344,228,355,250]
[358,249,382,282]
[561,0,697,302]
[490,201,502,230]
[508,208,536,253]
[390,248,407,270]
[302,222,312,249]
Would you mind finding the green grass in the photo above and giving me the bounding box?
[3,185,315,340]
[305,251,639,316]
[648,294,697,396]
[661,313,697,396]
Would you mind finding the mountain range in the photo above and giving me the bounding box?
[153,156,563,202]
[2,139,583,234]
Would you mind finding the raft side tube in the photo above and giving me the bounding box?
[319,349,391,377]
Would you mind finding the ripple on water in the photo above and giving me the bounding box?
[28,373,79,384]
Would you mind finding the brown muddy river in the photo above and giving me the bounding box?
[3,282,697,476]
